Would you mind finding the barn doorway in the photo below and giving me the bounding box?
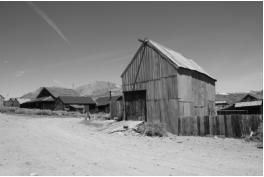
[124,90,147,121]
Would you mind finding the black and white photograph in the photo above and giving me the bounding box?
[0,1,263,176]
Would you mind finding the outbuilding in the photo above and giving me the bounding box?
[95,95,123,116]
[121,39,216,134]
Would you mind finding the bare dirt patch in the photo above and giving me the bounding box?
[0,113,262,175]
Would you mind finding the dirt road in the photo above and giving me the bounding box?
[0,113,262,175]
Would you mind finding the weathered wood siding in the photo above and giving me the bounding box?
[122,44,216,134]
[110,99,123,119]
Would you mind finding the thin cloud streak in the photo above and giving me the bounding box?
[15,70,25,77]
[104,55,131,64]
[27,2,71,46]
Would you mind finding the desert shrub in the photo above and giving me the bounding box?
[143,122,168,137]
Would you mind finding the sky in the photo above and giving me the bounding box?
[0,1,263,98]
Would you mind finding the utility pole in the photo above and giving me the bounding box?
[109,90,112,119]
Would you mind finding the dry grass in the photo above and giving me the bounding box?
[0,106,85,118]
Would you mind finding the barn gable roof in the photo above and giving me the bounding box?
[37,87,79,99]
[121,39,216,81]
[58,96,95,105]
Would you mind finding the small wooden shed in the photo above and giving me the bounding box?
[95,95,123,115]
[121,39,216,134]
[95,96,111,113]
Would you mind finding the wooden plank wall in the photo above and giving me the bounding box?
[122,44,216,135]
[122,45,177,86]
[110,100,123,119]
[175,114,262,137]
[210,114,262,137]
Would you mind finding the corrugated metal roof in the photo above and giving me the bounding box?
[47,87,79,97]
[147,39,214,79]
[58,96,95,104]
[235,100,263,108]
[37,87,80,98]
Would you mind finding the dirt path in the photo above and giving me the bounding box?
[0,113,262,175]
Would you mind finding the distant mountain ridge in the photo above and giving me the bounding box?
[20,81,262,103]
[75,81,121,97]
[216,90,263,105]
[20,81,122,99]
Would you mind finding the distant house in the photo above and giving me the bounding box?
[219,94,263,115]
[4,98,20,107]
[20,87,79,110]
[0,95,4,107]
[95,95,123,115]
[55,96,96,113]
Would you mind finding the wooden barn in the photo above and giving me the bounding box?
[55,96,96,113]
[121,39,216,134]
[20,87,79,110]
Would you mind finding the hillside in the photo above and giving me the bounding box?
[20,81,122,99]
[75,81,121,97]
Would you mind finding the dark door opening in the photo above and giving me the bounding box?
[124,90,147,121]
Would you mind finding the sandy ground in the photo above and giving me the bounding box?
[0,113,262,176]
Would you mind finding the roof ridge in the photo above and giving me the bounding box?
[146,39,215,80]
